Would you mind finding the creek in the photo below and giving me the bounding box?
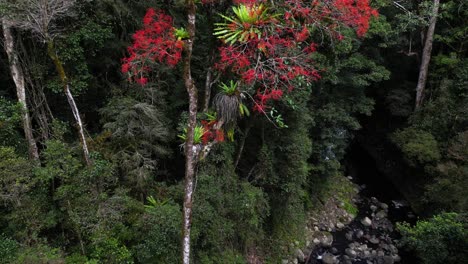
[306,142,418,264]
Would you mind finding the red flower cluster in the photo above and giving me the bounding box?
[121,8,183,85]
[254,89,284,112]
[216,0,377,112]
[333,0,378,37]
[201,120,225,144]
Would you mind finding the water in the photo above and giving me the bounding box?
[306,143,418,264]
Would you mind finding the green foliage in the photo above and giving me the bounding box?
[14,244,63,264]
[397,213,468,264]
[392,127,441,166]
[174,27,190,40]
[90,236,133,264]
[133,200,182,264]
[214,4,271,44]
[0,147,34,205]
[219,80,238,96]
[100,96,171,191]
[0,98,25,150]
[178,125,206,144]
[0,234,18,264]
[192,144,268,262]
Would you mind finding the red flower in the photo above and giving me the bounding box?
[215,130,225,142]
[136,77,148,85]
[270,89,283,100]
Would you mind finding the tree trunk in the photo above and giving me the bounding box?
[46,41,91,166]
[182,1,197,263]
[234,121,253,169]
[18,36,53,141]
[203,67,212,112]
[2,19,40,161]
[415,0,440,110]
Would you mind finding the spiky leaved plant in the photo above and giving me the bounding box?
[214,3,273,44]
[178,125,206,145]
[213,80,242,126]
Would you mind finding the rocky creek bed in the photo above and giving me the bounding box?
[282,175,416,264]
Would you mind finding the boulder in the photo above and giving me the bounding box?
[361,217,372,227]
[380,203,389,210]
[369,236,380,244]
[376,210,387,219]
[370,205,378,211]
[355,229,364,238]
[383,256,395,264]
[345,248,357,258]
[322,253,336,264]
[336,222,345,229]
[295,249,305,262]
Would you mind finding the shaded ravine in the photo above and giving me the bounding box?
[306,143,418,264]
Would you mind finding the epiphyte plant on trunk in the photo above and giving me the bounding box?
[213,80,243,126]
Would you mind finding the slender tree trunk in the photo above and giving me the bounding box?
[203,67,212,112]
[234,122,252,169]
[182,1,197,263]
[18,36,53,141]
[415,0,440,110]
[2,19,40,160]
[46,41,91,166]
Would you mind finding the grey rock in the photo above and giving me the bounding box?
[376,210,387,219]
[345,248,357,258]
[393,255,401,262]
[337,222,345,229]
[369,236,380,244]
[346,231,354,241]
[377,250,385,257]
[313,231,333,247]
[295,249,305,262]
[383,256,394,264]
[322,253,336,264]
[356,229,364,238]
[390,245,398,254]
[380,203,389,210]
[331,247,338,254]
[362,217,372,227]
[281,259,289,264]
[370,205,378,211]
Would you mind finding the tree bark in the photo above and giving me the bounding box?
[182,1,197,263]
[2,19,40,161]
[18,36,53,141]
[234,121,253,169]
[415,0,440,110]
[46,41,91,166]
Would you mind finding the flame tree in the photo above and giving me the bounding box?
[122,0,377,262]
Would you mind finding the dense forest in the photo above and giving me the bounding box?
[0,0,466,263]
